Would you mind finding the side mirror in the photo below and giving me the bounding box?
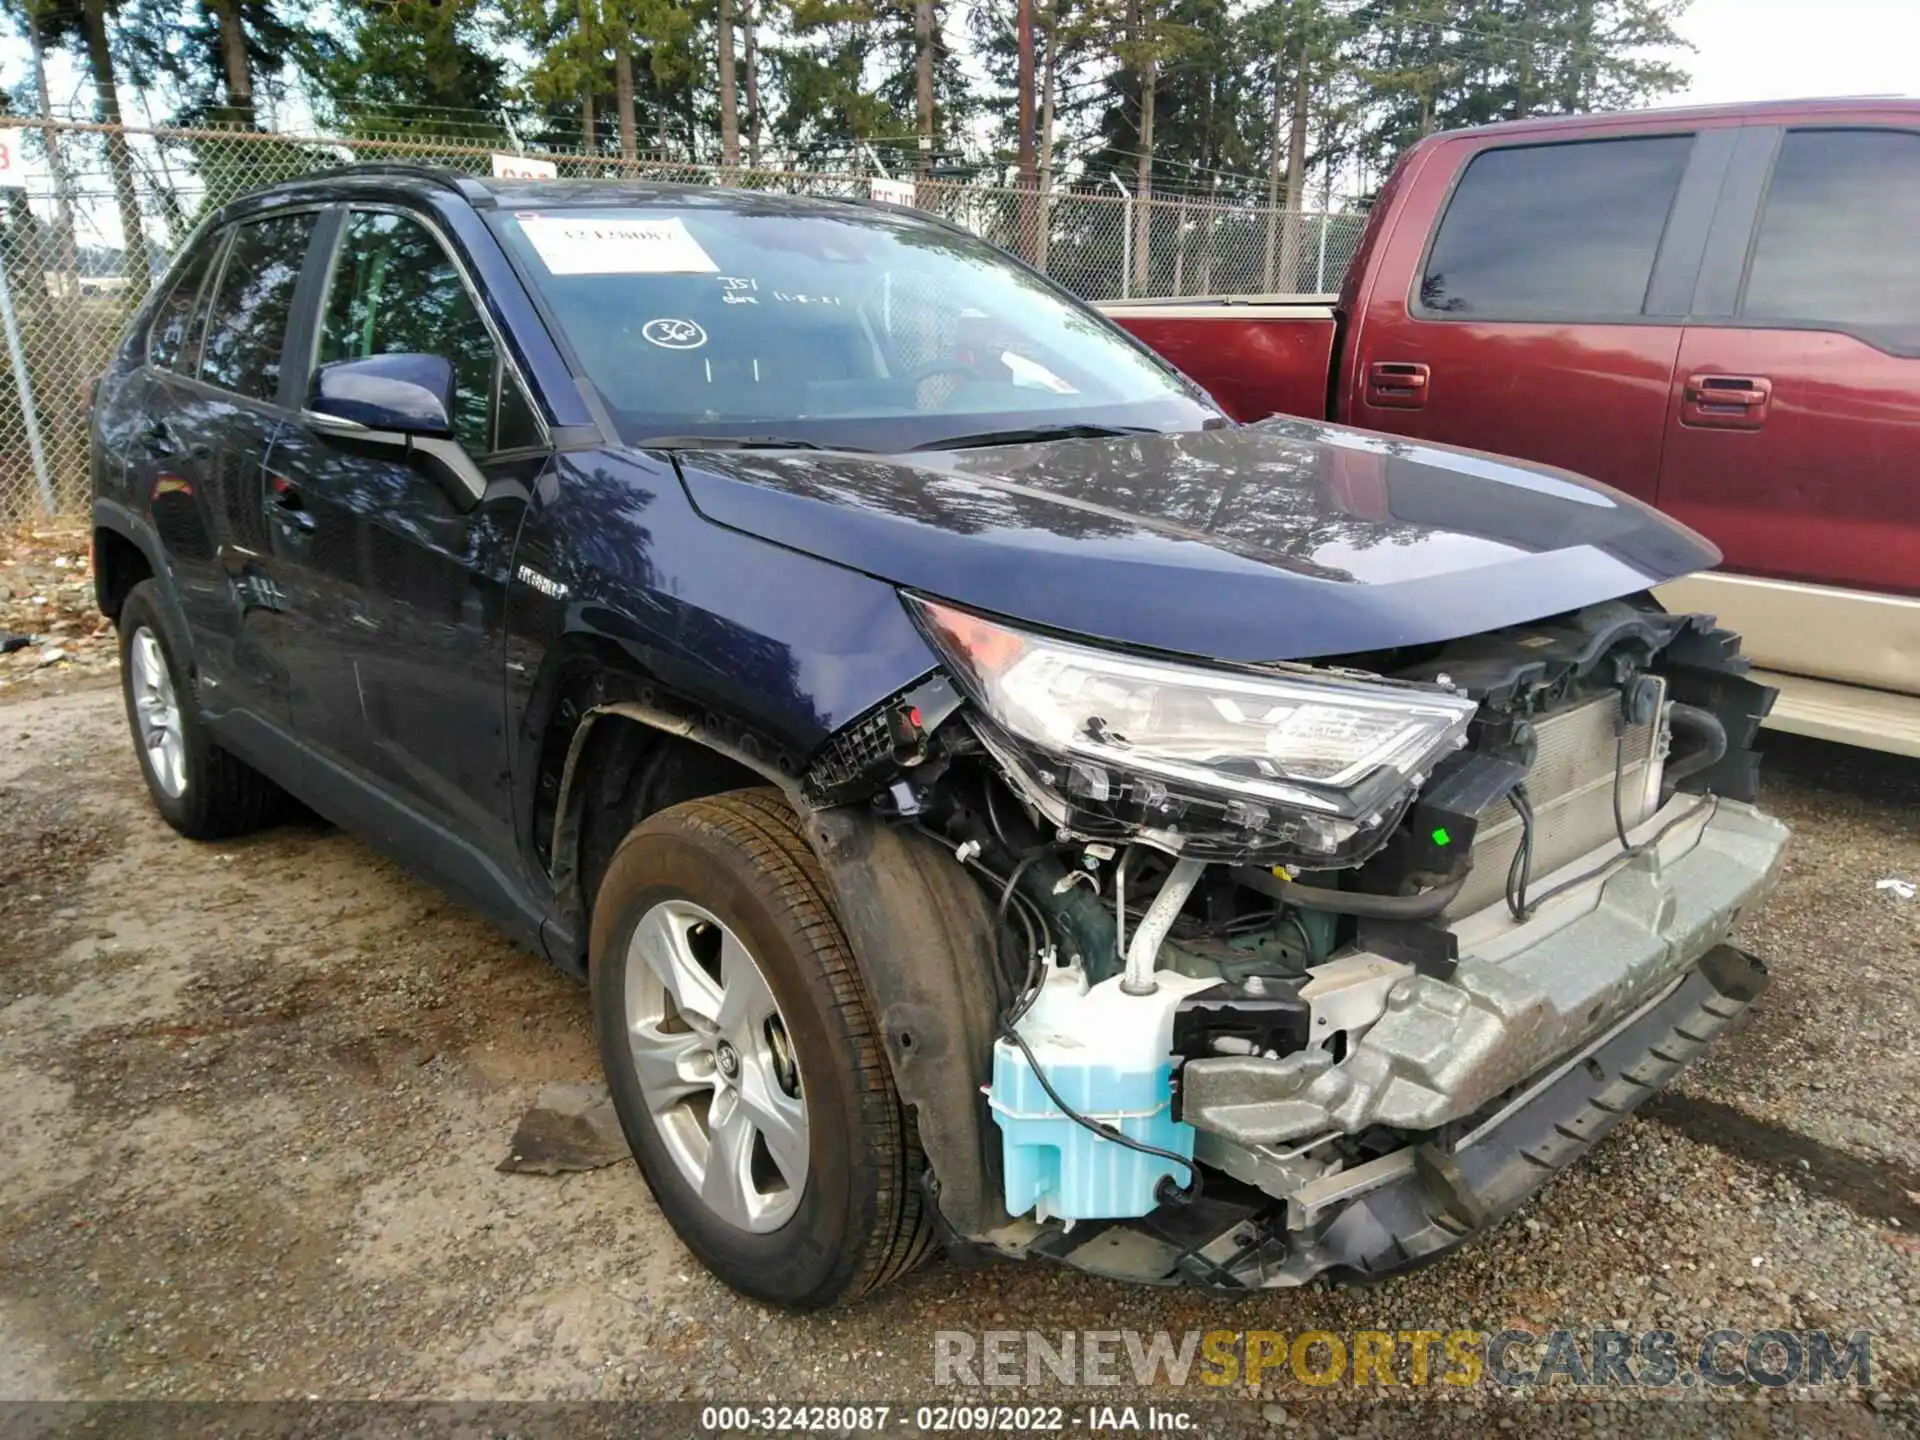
[304,352,487,513]
[307,353,456,437]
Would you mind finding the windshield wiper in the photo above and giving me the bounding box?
[908,422,1165,452]
[636,434,874,453]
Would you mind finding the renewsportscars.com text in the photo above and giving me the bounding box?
[933,1328,1873,1390]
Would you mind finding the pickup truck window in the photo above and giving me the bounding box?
[492,205,1218,452]
[1743,127,1920,346]
[1418,136,1692,321]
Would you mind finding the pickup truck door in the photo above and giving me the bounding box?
[1655,124,1920,699]
[1345,126,1736,507]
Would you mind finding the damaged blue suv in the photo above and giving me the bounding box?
[89,166,1788,1309]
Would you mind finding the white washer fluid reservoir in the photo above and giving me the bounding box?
[988,961,1215,1223]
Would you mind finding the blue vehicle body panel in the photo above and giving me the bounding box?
[507,449,939,760]
[672,418,1719,664]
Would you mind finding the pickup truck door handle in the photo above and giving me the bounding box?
[1366,360,1430,410]
[1681,373,1772,430]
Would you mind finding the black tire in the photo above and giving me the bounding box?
[116,579,283,840]
[589,787,932,1309]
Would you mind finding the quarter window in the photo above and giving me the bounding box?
[317,210,502,451]
[494,371,544,452]
[148,232,223,372]
[1743,128,1920,344]
[199,212,316,401]
[1418,136,1693,320]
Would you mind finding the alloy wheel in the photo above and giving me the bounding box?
[129,626,187,799]
[624,899,809,1232]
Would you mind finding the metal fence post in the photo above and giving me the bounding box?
[1314,213,1329,294]
[1109,173,1131,300]
[0,222,53,515]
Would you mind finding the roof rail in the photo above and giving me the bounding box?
[333,162,494,203]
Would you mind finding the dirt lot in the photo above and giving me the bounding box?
[1,652,1917,1429]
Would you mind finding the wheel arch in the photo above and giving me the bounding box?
[544,659,1007,1243]
[90,503,168,623]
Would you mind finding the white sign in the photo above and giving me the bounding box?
[518,215,719,276]
[0,128,27,191]
[491,152,558,181]
[869,176,917,207]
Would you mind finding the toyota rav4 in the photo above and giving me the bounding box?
[89,166,1788,1310]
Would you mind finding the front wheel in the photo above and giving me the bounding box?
[589,789,932,1308]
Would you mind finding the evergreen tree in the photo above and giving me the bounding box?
[316,0,509,139]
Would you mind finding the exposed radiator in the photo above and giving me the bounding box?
[1449,685,1668,919]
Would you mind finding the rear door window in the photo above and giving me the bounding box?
[1742,128,1920,347]
[147,231,224,373]
[199,211,318,402]
[1418,136,1694,320]
[316,209,499,451]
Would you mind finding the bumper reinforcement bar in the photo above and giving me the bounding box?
[1021,944,1768,1290]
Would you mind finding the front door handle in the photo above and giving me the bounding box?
[1365,360,1431,409]
[1682,373,1772,430]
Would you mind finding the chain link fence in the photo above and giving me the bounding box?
[0,114,1366,520]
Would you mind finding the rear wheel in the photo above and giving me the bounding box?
[589,788,932,1308]
[116,580,283,839]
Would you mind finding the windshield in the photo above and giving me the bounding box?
[491,202,1221,451]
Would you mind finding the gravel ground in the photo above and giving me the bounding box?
[0,663,1915,1434]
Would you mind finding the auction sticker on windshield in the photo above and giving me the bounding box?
[517,214,719,276]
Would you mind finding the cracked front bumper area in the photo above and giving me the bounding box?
[1013,797,1786,1291]
[1181,796,1789,1148]
[1190,942,1770,1288]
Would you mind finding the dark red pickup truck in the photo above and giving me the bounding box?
[1104,98,1920,757]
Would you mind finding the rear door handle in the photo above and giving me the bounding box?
[144,421,208,460]
[1365,360,1430,410]
[266,472,315,532]
[1682,373,1772,430]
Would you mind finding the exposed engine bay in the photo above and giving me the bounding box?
[802,594,1786,1289]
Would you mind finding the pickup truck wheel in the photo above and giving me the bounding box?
[116,579,283,840]
[589,788,932,1309]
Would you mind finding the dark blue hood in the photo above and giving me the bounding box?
[669,417,1718,663]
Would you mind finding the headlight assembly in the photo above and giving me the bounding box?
[906,595,1477,865]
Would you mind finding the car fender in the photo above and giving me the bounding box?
[90,496,188,627]
[547,693,1007,1240]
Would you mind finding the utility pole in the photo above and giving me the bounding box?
[743,2,762,167]
[1016,0,1037,259]
[720,0,739,166]
[1262,10,1286,291]
[577,0,596,155]
[915,0,936,178]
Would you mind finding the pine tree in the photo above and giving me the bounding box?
[317,0,509,139]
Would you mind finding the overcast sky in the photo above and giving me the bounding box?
[1669,0,1915,106]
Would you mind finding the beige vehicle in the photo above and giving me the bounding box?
[1656,576,1919,759]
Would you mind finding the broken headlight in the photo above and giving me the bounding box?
[906,595,1477,865]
